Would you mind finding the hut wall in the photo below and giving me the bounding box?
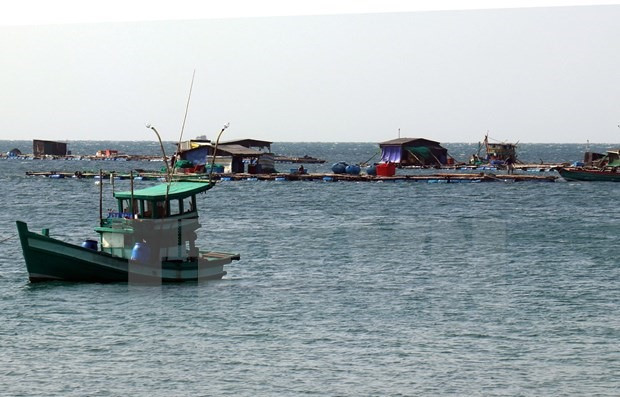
[33,140,67,156]
[258,153,276,173]
[180,146,209,165]
[205,156,233,173]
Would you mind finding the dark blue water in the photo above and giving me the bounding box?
[1,141,618,396]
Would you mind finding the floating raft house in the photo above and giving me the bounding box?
[33,139,67,156]
[379,138,450,166]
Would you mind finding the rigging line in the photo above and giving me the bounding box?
[361,150,379,166]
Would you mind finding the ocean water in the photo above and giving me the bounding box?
[0,141,619,396]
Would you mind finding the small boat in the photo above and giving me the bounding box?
[556,167,620,182]
[16,181,240,282]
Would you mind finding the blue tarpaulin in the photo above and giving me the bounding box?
[380,146,401,163]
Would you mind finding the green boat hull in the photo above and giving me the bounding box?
[557,167,620,182]
[16,221,236,283]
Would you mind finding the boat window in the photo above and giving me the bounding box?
[182,196,194,213]
[156,201,166,217]
[169,199,181,216]
[118,199,138,216]
[144,201,154,218]
[118,199,126,213]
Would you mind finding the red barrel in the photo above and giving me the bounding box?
[376,163,396,177]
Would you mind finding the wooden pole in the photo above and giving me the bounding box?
[130,170,134,217]
[99,169,103,226]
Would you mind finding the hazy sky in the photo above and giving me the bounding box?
[2,1,620,143]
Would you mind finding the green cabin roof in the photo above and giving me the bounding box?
[114,181,213,201]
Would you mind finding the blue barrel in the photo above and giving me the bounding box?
[332,162,347,174]
[345,164,361,175]
[81,239,98,250]
[131,242,151,263]
[366,165,377,176]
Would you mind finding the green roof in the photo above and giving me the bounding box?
[114,181,213,201]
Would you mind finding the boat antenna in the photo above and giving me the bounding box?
[146,123,172,216]
[146,124,171,182]
[208,122,230,186]
[175,69,196,173]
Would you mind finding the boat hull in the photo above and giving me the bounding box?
[557,167,620,182]
[16,221,237,283]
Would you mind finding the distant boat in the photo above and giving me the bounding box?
[556,167,620,182]
[480,133,518,166]
[16,181,240,282]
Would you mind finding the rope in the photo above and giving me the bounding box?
[0,234,16,243]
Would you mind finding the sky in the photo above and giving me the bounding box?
[1,1,620,143]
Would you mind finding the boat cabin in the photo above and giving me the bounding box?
[598,149,620,168]
[482,134,517,164]
[95,182,213,261]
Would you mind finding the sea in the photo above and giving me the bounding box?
[0,140,618,396]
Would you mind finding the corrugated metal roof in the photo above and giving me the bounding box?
[221,139,272,148]
[215,144,263,156]
[177,143,263,156]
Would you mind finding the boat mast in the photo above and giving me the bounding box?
[177,70,195,149]
[174,70,196,176]
[484,131,490,158]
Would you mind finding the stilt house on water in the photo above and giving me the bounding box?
[176,138,275,174]
[379,138,450,167]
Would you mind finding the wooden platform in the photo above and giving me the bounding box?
[25,170,558,183]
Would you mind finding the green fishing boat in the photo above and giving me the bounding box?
[16,181,240,282]
[556,167,620,182]
[556,149,620,181]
